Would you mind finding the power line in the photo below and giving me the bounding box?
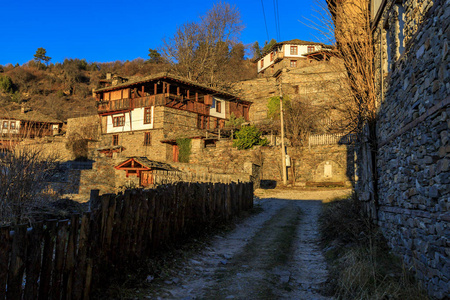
[260,0,270,42]
[272,0,279,41]
[275,0,281,40]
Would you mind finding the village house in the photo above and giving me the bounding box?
[0,107,63,150]
[92,73,251,163]
[255,39,333,77]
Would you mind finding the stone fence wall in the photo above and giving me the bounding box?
[373,0,449,297]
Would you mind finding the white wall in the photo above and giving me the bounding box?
[209,97,226,119]
[106,107,154,133]
[0,119,20,135]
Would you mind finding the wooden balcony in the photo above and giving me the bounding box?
[97,93,211,116]
[274,52,284,62]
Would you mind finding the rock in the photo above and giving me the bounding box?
[146,275,154,283]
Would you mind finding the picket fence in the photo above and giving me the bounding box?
[0,181,253,299]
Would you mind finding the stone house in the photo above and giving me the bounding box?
[329,0,449,297]
[93,72,251,163]
[255,39,334,77]
[0,107,63,150]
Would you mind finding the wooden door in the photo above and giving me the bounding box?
[140,170,153,186]
[173,145,179,162]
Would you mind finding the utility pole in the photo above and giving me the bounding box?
[278,77,287,185]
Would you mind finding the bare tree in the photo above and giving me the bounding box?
[161,1,244,84]
[0,148,59,225]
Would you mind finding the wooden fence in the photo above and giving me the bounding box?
[0,181,253,299]
[308,133,354,146]
[152,169,248,186]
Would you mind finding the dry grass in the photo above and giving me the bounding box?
[319,195,429,299]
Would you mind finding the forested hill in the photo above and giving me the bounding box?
[0,57,256,122]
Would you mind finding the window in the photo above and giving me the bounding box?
[144,132,151,146]
[290,46,298,55]
[307,45,315,53]
[3,121,8,129]
[112,115,125,127]
[112,135,119,146]
[260,60,264,68]
[290,60,297,68]
[270,52,274,61]
[10,122,15,129]
[144,107,152,124]
[216,101,221,113]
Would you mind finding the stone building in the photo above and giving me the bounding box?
[255,39,334,77]
[371,0,449,297]
[329,0,449,297]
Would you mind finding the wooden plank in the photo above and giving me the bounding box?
[51,220,69,300]
[38,220,57,300]
[72,213,90,300]
[24,222,44,300]
[63,214,80,300]
[7,224,27,300]
[0,226,12,299]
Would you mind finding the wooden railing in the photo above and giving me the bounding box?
[308,133,354,146]
[0,182,253,299]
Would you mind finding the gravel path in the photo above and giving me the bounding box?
[141,188,350,299]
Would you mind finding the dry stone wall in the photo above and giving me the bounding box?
[373,0,449,297]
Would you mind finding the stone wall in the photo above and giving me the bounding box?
[373,0,449,297]
[190,139,354,186]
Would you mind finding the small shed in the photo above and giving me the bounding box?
[114,157,176,186]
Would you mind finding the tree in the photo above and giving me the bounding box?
[33,47,51,68]
[252,41,261,59]
[148,48,162,63]
[162,1,244,84]
[262,39,277,54]
[232,125,269,150]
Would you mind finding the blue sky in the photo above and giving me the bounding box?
[1,0,331,66]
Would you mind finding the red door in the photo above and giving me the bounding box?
[173,144,179,162]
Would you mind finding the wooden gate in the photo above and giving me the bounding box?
[140,170,153,186]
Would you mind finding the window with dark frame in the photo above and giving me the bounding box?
[112,134,119,146]
[260,60,264,68]
[144,132,151,146]
[3,121,8,129]
[144,107,152,124]
[270,52,274,61]
[290,60,297,68]
[290,46,298,55]
[10,122,15,129]
[112,115,125,127]
[216,101,221,113]
[307,45,315,53]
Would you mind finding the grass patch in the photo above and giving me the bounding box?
[319,195,429,299]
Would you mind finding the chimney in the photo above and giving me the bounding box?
[106,72,112,80]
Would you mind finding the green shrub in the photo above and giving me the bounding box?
[232,125,268,150]
[176,138,192,163]
[225,112,245,129]
[0,75,14,93]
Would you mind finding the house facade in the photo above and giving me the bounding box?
[255,39,332,76]
[93,73,251,163]
[0,108,63,150]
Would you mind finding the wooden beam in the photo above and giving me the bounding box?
[154,83,157,95]
[177,87,180,96]
[141,86,145,96]
[195,92,198,101]
[187,90,190,99]
[167,83,170,95]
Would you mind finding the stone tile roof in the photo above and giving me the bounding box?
[0,109,63,124]
[128,157,178,171]
[93,72,241,101]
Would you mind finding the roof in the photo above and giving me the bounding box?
[115,157,178,171]
[94,72,241,101]
[256,39,334,61]
[0,109,63,124]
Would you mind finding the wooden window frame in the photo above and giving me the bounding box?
[260,60,264,68]
[144,132,151,146]
[112,134,119,146]
[290,60,297,68]
[112,115,125,127]
[10,121,15,129]
[290,46,298,55]
[216,100,221,113]
[3,121,8,129]
[270,52,274,61]
[144,107,152,124]
[307,45,315,53]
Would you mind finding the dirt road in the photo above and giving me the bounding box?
[141,188,350,299]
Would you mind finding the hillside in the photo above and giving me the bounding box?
[0,58,256,121]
